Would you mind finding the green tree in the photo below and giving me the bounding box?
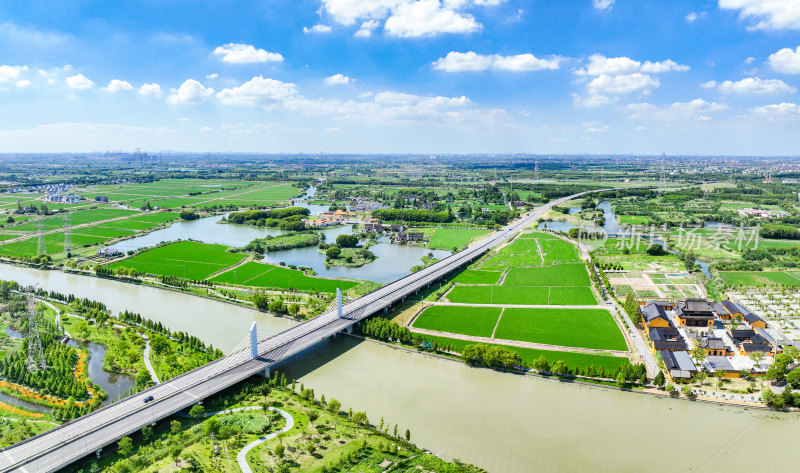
[405,429,411,442]
[326,247,341,259]
[141,425,153,442]
[336,234,359,248]
[170,420,181,435]
[787,368,800,389]
[654,371,665,387]
[690,345,707,364]
[170,445,182,466]
[189,404,205,418]
[274,444,286,459]
[117,436,133,457]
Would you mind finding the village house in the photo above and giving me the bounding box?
[700,338,729,357]
[640,302,672,329]
[648,327,686,352]
[660,350,698,380]
[674,299,716,327]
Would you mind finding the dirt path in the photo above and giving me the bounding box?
[409,327,630,357]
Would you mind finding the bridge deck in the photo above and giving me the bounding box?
[0,191,596,473]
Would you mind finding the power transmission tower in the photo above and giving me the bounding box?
[37,213,47,255]
[27,297,47,372]
[63,213,72,253]
[534,158,540,181]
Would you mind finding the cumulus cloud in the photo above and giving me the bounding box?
[102,79,134,92]
[582,120,609,132]
[139,83,163,98]
[768,46,800,74]
[717,77,796,94]
[16,79,30,88]
[213,43,284,64]
[216,76,298,107]
[750,102,800,119]
[167,79,214,105]
[572,93,614,107]
[576,54,689,76]
[0,65,28,83]
[303,24,333,33]
[700,80,718,89]
[626,98,729,120]
[593,0,614,11]
[587,73,660,95]
[719,0,800,31]
[66,73,93,90]
[432,51,561,72]
[320,0,497,37]
[324,73,352,85]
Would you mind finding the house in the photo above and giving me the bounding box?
[715,300,745,320]
[640,302,672,329]
[728,328,779,357]
[743,312,766,330]
[675,299,715,327]
[700,338,729,357]
[393,232,425,243]
[660,350,697,380]
[363,222,383,233]
[648,327,686,352]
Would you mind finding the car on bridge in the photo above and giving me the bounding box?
[143,395,154,404]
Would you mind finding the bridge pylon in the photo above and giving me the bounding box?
[250,321,258,359]
[337,288,343,319]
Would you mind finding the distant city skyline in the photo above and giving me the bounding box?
[1,0,800,154]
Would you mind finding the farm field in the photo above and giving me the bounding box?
[0,233,107,256]
[451,269,502,285]
[493,308,627,351]
[76,179,254,202]
[503,263,590,286]
[719,271,800,287]
[481,238,542,269]
[107,241,245,279]
[3,208,139,233]
[421,334,631,371]
[211,261,358,293]
[539,238,581,264]
[412,306,502,337]
[446,285,597,305]
[425,227,490,250]
[618,215,652,225]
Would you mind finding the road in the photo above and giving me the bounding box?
[0,189,607,473]
[142,335,161,385]
[237,407,294,473]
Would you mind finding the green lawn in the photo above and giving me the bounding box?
[107,241,245,279]
[493,308,627,350]
[426,228,490,250]
[421,334,631,371]
[452,269,502,285]
[412,306,502,337]
[211,261,358,293]
[720,271,800,287]
[503,263,590,286]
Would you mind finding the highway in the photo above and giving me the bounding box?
[0,190,601,473]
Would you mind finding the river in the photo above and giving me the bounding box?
[0,262,797,472]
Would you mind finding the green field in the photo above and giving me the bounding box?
[481,238,543,269]
[503,263,590,286]
[107,241,245,279]
[412,306,502,337]
[518,232,558,240]
[6,208,140,233]
[494,308,627,350]
[452,269,502,285]
[720,271,800,287]
[211,261,358,293]
[0,233,107,256]
[539,238,581,264]
[421,335,631,371]
[546,286,598,305]
[446,285,550,305]
[426,228,490,250]
[618,215,652,225]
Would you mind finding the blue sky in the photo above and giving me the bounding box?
[1,0,800,154]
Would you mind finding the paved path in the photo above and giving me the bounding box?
[141,335,160,385]
[409,327,630,356]
[38,300,70,339]
[237,407,294,473]
[431,302,609,309]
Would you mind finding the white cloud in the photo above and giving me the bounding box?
[15,79,30,88]
[768,46,800,74]
[577,54,689,76]
[213,43,284,64]
[701,80,718,89]
[206,73,219,79]
[139,83,163,98]
[432,51,561,72]
[686,12,699,22]
[587,73,660,95]
[0,65,28,83]
[626,98,729,120]
[582,120,609,132]
[750,102,800,119]
[217,76,298,107]
[321,0,497,37]
[717,77,796,94]
[167,79,214,105]
[572,93,614,107]
[355,20,380,37]
[593,0,614,11]
[719,0,800,31]
[102,79,134,92]
[303,24,333,33]
[199,126,215,133]
[384,0,480,37]
[66,74,94,90]
[324,73,352,85]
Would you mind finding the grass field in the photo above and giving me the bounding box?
[446,285,550,305]
[211,261,358,293]
[494,308,627,350]
[618,215,652,225]
[481,238,542,269]
[0,233,107,256]
[6,208,140,233]
[503,263,590,286]
[720,271,800,287]
[517,232,558,240]
[426,228,490,250]
[539,238,581,264]
[546,286,598,305]
[412,306,502,337]
[421,334,631,371]
[107,241,245,279]
[452,269,502,285]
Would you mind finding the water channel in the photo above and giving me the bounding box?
[0,262,798,472]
